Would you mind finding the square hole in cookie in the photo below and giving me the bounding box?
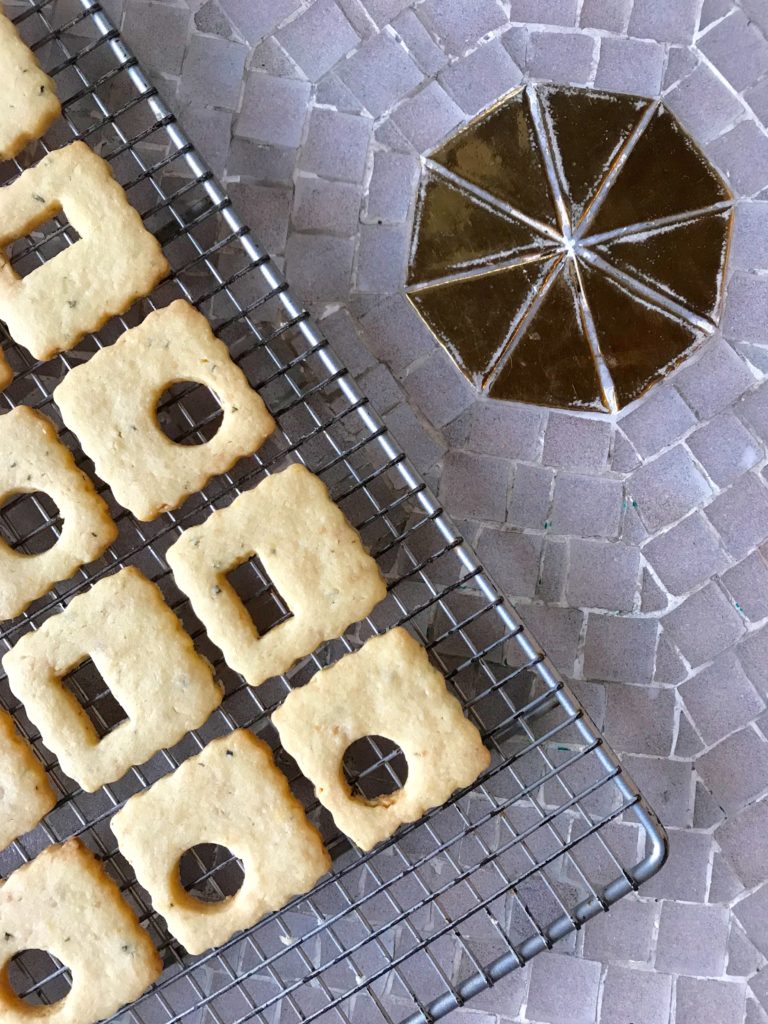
[227,555,294,636]
[10,209,81,278]
[61,658,128,741]
[156,381,224,446]
[0,490,62,555]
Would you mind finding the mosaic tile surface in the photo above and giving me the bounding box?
[408,85,733,412]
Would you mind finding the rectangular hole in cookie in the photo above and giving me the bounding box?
[10,210,81,278]
[227,555,293,637]
[61,658,128,741]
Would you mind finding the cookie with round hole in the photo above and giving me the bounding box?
[0,406,116,621]
[54,299,275,520]
[0,708,56,852]
[0,141,168,362]
[0,838,162,1024]
[2,566,223,792]
[272,628,491,851]
[111,730,331,955]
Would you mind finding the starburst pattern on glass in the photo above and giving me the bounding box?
[407,85,734,413]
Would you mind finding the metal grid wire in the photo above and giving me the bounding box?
[0,2,667,1022]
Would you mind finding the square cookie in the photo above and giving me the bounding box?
[0,839,162,1024]
[0,708,56,851]
[54,300,276,520]
[111,730,331,955]
[0,11,60,159]
[0,141,168,361]
[273,628,491,850]
[3,566,223,792]
[166,464,386,687]
[0,407,117,621]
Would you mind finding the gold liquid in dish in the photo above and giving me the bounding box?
[407,85,733,413]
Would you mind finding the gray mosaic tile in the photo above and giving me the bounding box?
[440,451,510,522]
[643,512,727,597]
[628,0,703,44]
[699,9,768,92]
[298,106,372,182]
[722,550,768,622]
[705,471,768,561]
[603,682,675,755]
[664,60,746,144]
[663,582,745,667]
[507,463,554,529]
[551,473,624,538]
[621,755,694,827]
[527,29,596,83]
[236,72,311,146]
[337,29,423,115]
[697,726,768,812]
[717,796,768,888]
[417,0,507,56]
[619,386,697,459]
[675,977,747,1024]
[599,965,672,1024]
[542,413,612,472]
[468,402,546,462]
[438,38,522,116]
[687,411,761,488]
[679,650,765,746]
[526,953,601,1024]
[583,614,658,685]
[656,901,729,975]
[276,0,360,81]
[476,527,544,599]
[566,538,640,612]
[581,897,657,963]
[641,827,712,902]
[594,36,666,95]
[629,446,712,533]
[674,339,755,422]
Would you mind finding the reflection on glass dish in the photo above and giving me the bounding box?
[406,85,734,413]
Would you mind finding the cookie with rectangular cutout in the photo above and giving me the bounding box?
[0,407,117,621]
[273,628,491,851]
[166,463,386,687]
[0,709,56,851]
[0,11,60,160]
[0,141,168,361]
[0,839,162,1024]
[3,566,223,792]
[111,730,331,955]
[54,300,276,520]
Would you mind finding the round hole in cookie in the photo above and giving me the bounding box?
[179,843,244,903]
[6,948,72,1006]
[0,491,63,555]
[157,382,223,446]
[343,735,409,802]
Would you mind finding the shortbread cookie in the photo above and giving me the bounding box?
[111,730,331,955]
[0,709,55,851]
[0,407,117,621]
[3,566,222,792]
[54,300,276,520]
[0,12,60,159]
[0,839,162,1024]
[0,141,168,361]
[166,464,386,687]
[273,628,491,851]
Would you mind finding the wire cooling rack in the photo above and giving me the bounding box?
[0,2,667,1021]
